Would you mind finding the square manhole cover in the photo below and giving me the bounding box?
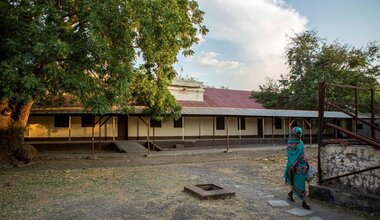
[184,184,235,200]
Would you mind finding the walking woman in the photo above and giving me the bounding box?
[284,127,311,210]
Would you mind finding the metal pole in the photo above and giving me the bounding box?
[355,88,358,133]
[317,81,326,184]
[327,122,380,148]
[320,165,380,183]
[327,101,380,131]
[371,89,376,139]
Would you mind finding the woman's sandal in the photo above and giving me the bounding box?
[302,201,311,210]
[287,192,295,202]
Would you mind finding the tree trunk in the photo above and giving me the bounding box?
[0,100,39,164]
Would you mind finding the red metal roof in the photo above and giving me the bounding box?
[177,88,265,109]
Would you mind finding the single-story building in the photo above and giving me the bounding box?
[25,79,363,150]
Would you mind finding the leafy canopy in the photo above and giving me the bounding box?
[254,31,380,111]
[0,0,208,119]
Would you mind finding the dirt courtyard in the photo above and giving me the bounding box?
[0,147,378,220]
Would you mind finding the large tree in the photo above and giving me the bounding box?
[0,0,207,163]
[255,31,380,110]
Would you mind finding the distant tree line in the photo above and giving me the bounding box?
[253,31,380,112]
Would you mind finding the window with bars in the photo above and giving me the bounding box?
[81,115,94,127]
[150,119,162,128]
[216,116,225,130]
[173,117,182,128]
[274,118,282,129]
[54,115,69,127]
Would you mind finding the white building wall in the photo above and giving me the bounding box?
[168,86,204,101]
[26,115,351,140]
[127,116,259,138]
[184,116,200,136]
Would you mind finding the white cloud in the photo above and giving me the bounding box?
[197,52,243,69]
[181,0,307,90]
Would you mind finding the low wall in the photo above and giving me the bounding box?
[320,141,380,195]
[142,138,289,148]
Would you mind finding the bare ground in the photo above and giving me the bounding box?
[0,147,378,220]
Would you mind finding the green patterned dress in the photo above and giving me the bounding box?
[284,127,308,201]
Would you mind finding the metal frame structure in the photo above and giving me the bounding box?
[317,81,380,184]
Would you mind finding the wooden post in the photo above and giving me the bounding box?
[99,117,102,151]
[112,116,115,141]
[104,118,107,141]
[92,121,95,157]
[182,116,185,141]
[199,117,201,139]
[305,119,312,147]
[213,116,215,149]
[239,117,242,146]
[147,118,150,155]
[153,127,155,150]
[262,118,265,139]
[137,117,140,140]
[271,117,274,146]
[226,116,229,152]
[310,120,312,147]
[68,116,71,142]
[239,117,242,139]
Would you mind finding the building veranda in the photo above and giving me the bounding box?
[25,79,359,151]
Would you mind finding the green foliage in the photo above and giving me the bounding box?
[255,31,380,111]
[0,0,208,118]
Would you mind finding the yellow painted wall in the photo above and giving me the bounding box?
[26,116,117,138]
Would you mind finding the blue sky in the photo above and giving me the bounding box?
[176,0,380,90]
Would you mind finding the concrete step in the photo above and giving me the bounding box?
[113,141,148,153]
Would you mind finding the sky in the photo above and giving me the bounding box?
[175,0,380,91]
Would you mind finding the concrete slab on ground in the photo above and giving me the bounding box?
[286,208,314,217]
[268,200,290,207]
[309,216,324,220]
[113,141,147,153]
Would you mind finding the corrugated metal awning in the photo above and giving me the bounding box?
[31,106,372,119]
[180,107,366,119]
